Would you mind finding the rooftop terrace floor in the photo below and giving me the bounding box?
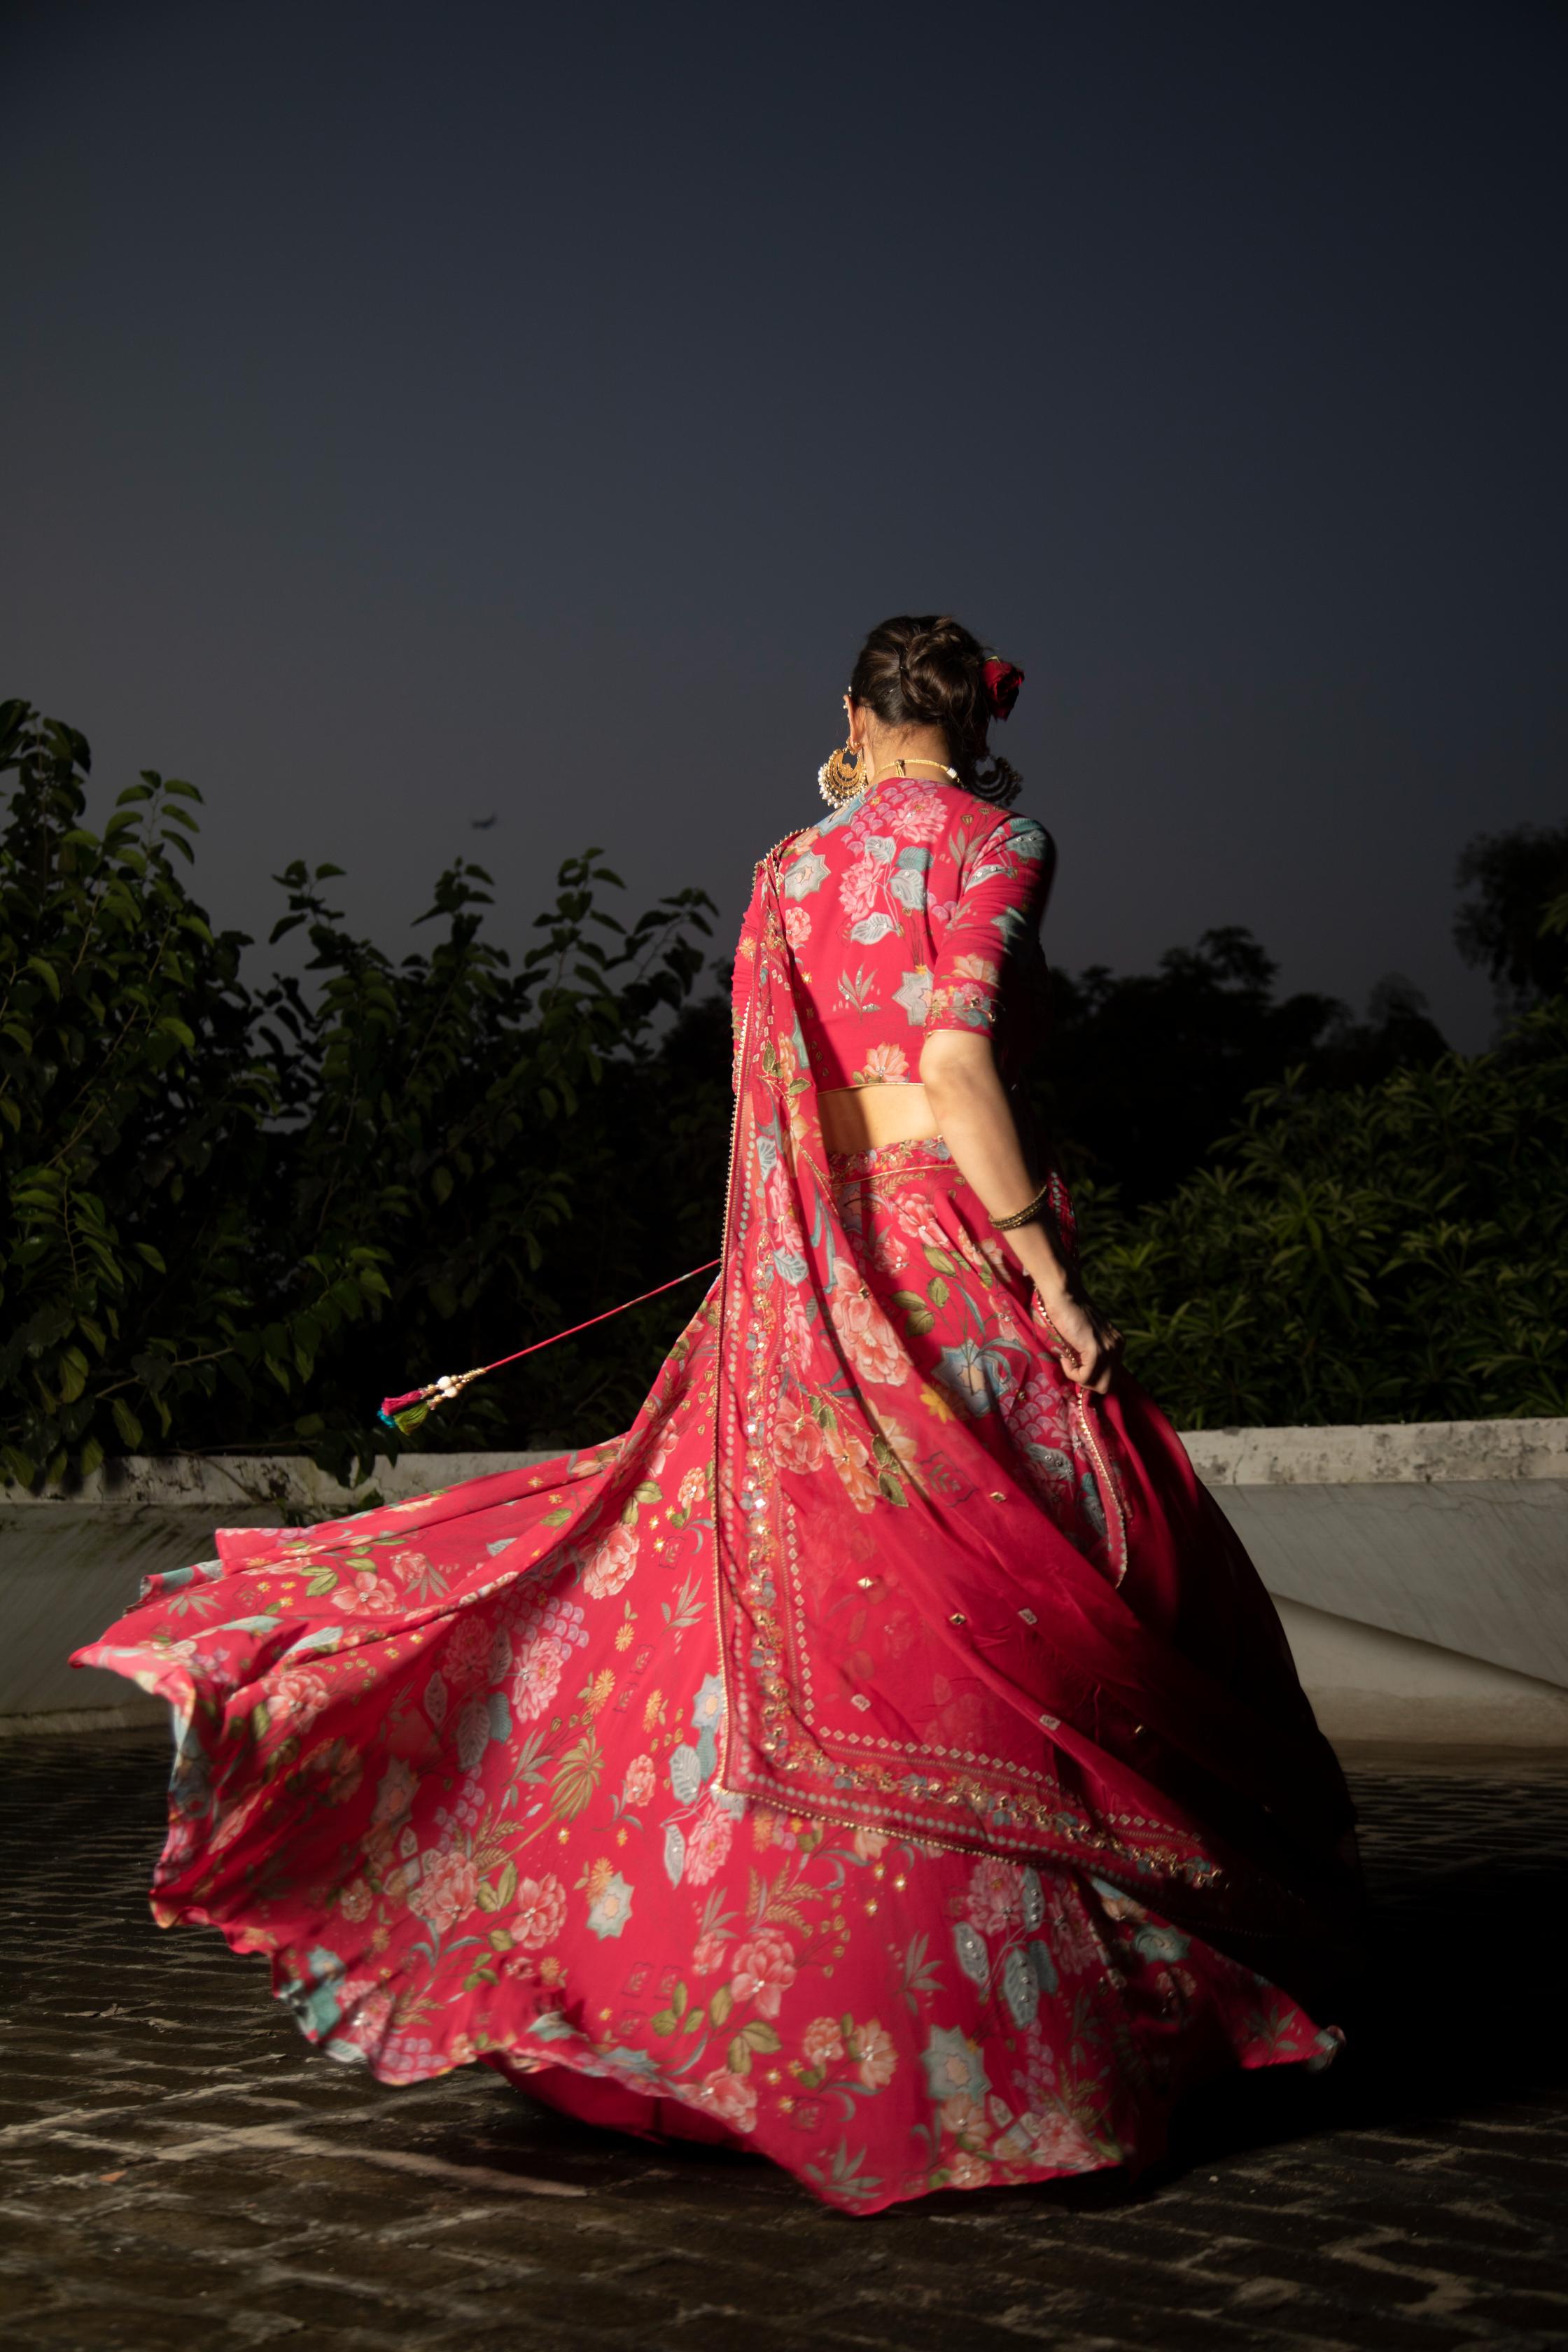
[2,1737,1566,2351]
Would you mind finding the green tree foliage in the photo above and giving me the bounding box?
[5,701,1562,1480]
[1032,926,1448,1203]
[250,846,721,1458]
[1080,841,1568,1423]
[1455,822,1568,1018]
[1082,997,1568,1426]
[0,703,715,1485]
[1,704,298,1485]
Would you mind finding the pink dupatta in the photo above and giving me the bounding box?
[713,849,1360,1994]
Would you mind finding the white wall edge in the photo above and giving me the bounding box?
[1181,1416,1568,1486]
[4,1421,1566,1747]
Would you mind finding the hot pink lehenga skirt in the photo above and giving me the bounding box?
[76,1144,1343,2216]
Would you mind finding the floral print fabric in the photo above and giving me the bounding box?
[719,829,1361,1982]
[775,778,1050,1090]
[74,775,1357,2215]
[76,1282,1340,2216]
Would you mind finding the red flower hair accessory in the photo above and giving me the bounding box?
[981,652,1024,720]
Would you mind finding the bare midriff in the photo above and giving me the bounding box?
[818,1082,942,1155]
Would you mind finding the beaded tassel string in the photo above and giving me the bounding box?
[377,1257,721,1436]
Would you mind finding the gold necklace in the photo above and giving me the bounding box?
[867,756,958,787]
[749,748,958,892]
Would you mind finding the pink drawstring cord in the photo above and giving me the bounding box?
[377,1256,722,1435]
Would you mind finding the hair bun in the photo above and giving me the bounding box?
[848,612,1023,806]
[897,622,976,723]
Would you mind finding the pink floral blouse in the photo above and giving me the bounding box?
[769,778,1052,1091]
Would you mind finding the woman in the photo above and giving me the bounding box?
[77,615,1361,2216]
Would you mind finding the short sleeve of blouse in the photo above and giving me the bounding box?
[925,813,1051,1034]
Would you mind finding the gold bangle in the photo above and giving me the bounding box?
[990,1179,1053,1233]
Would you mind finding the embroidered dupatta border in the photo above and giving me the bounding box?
[706,853,1324,1938]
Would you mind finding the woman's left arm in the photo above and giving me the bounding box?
[918,811,1119,1394]
[920,1030,1120,1394]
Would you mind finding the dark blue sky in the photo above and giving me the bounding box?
[5,0,1564,1046]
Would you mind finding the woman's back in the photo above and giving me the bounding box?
[771,776,1054,1091]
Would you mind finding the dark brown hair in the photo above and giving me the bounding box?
[848,613,1022,805]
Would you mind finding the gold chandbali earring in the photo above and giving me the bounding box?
[817,734,864,808]
[818,693,865,808]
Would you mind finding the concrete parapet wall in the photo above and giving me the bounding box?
[3,1421,1564,1750]
[0,1450,551,1733]
[1190,1416,1568,1742]
[1182,1417,1568,1486]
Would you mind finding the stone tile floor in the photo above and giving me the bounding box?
[1,1735,1567,2351]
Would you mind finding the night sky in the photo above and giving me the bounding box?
[5,0,1564,1049]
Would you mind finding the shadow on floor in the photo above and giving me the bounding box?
[6,1735,1567,2219]
[442,1834,1568,2222]
[1171,1839,1568,2176]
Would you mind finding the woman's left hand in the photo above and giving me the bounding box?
[1033,1284,1122,1395]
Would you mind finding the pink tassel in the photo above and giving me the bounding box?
[374,1256,722,1440]
[378,1387,428,1419]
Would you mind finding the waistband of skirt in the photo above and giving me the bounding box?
[825,1135,955,1180]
